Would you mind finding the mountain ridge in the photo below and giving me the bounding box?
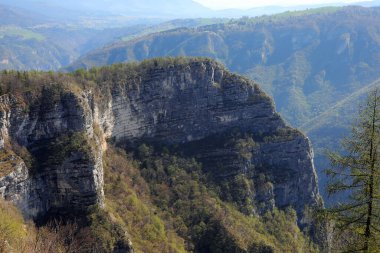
[0,58,322,252]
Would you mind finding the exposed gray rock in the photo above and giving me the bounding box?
[0,58,320,227]
[0,156,29,213]
[0,90,104,220]
[103,60,321,219]
[255,133,320,216]
[109,62,284,144]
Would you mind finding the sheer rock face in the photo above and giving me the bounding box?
[0,59,320,222]
[254,135,319,215]
[109,62,285,144]
[105,61,320,218]
[0,158,29,213]
[0,91,104,220]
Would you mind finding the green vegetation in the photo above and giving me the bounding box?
[0,25,45,41]
[86,206,133,253]
[1,57,227,102]
[0,69,77,98]
[0,197,132,253]
[228,6,341,26]
[103,147,187,253]
[0,57,223,107]
[36,141,311,252]
[0,199,27,252]
[324,89,380,252]
[110,144,317,252]
[0,149,22,177]
[32,131,94,169]
[263,127,301,143]
[121,18,229,42]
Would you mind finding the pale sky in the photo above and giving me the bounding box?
[194,0,371,10]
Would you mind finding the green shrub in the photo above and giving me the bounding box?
[103,147,187,253]
[0,199,27,252]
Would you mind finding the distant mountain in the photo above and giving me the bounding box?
[70,6,380,125]
[67,6,380,199]
[0,23,147,70]
[302,79,380,151]
[1,0,212,19]
[301,78,380,203]
[105,0,212,17]
[0,3,226,71]
[3,0,380,20]
[0,4,48,26]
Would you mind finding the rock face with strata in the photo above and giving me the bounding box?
[0,90,104,220]
[0,58,320,224]
[109,62,283,144]
[105,60,320,218]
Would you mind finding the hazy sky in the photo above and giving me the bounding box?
[194,0,370,10]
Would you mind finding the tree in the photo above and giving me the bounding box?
[325,88,380,252]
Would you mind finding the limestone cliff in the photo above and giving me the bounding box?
[0,90,104,220]
[0,58,321,226]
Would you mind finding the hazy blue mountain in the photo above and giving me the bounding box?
[0,4,49,26]
[0,3,227,71]
[1,0,212,19]
[0,23,147,70]
[0,5,136,70]
[301,78,380,202]
[3,0,379,21]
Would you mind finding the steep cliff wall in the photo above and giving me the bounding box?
[0,90,104,220]
[108,61,283,144]
[102,60,320,218]
[0,58,320,225]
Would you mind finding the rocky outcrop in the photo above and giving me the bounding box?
[0,154,29,212]
[176,124,319,217]
[103,60,320,217]
[108,61,283,144]
[0,90,104,220]
[254,133,319,215]
[0,58,320,224]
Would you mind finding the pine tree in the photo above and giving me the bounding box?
[325,88,380,252]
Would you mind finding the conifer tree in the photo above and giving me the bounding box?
[325,88,380,252]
